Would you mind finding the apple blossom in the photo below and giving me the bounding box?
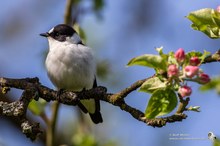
[178,85,192,97]
[197,73,211,84]
[175,48,185,63]
[189,56,200,66]
[184,65,199,78]
[167,64,178,77]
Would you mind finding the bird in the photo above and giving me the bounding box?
[40,24,103,124]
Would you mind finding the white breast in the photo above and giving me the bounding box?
[45,38,96,91]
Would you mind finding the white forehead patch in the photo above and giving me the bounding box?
[48,27,54,33]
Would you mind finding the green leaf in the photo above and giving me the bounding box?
[127,54,167,70]
[28,99,46,115]
[187,106,200,112]
[156,46,164,56]
[156,47,169,67]
[145,88,178,119]
[214,138,220,146]
[199,50,211,63]
[139,76,167,93]
[186,51,203,58]
[187,8,220,39]
[168,51,178,65]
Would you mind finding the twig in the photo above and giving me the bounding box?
[203,49,220,64]
[46,101,60,146]
[64,0,74,25]
[110,78,150,103]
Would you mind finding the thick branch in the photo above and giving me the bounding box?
[0,77,187,130]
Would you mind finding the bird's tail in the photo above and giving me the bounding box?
[78,99,103,124]
[89,110,103,124]
[77,77,103,124]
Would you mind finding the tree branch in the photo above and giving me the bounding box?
[0,50,219,140]
[109,77,151,103]
[0,76,185,139]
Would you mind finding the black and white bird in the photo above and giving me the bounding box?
[40,24,103,124]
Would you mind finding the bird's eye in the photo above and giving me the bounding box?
[55,32,60,36]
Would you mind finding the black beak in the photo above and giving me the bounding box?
[40,32,49,37]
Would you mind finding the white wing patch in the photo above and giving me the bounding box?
[66,33,82,44]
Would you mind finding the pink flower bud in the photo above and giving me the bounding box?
[175,48,185,63]
[217,6,220,13]
[197,73,211,84]
[167,64,179,77]
[189,56,200,66]
[184,65,199,78]
[178,85,192,97]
